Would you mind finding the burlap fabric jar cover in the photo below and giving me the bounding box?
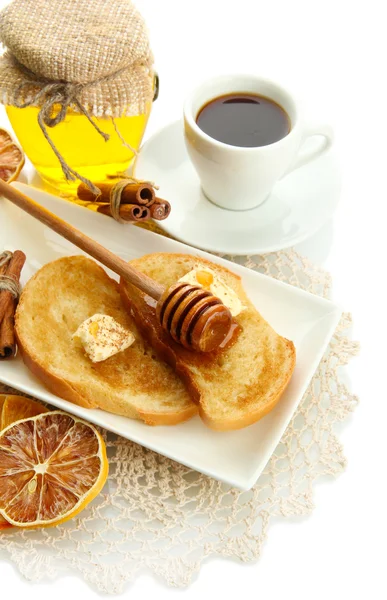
[0,0,154,192]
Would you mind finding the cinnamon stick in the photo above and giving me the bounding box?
[0,250,25,320]
[0,250,25,359]
[96,203,151,222]
[0,301,16,358]
[74,199,151,222]
[77,181,156,207]
[0,254,11,279]
[0,253,14,358]
[150,198,171,221]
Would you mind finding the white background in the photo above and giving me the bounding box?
[0,0,386,598]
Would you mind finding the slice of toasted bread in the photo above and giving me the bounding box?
[120,253,296,431]
[15,256,196,426]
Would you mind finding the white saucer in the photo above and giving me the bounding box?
[135,120,341,255]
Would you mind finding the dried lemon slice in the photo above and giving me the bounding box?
[0,395,49,431]
[0,411,108,528]
[0,128,25,182]
[0,394,49,531]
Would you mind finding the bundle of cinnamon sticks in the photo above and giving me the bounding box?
[0,250,26,359]
[77,180,171,224]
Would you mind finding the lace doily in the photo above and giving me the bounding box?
[0,249,359,593]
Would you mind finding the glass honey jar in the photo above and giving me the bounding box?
[0,0,156,196]
[6,75,158,194]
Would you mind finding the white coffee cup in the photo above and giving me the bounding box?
[183,74,333,211]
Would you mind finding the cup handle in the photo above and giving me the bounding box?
[284,123,334,176]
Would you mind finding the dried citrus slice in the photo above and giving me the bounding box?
[0,395,49,431]
[0,128,25,182]
[0,394,49,532]
[0,411,108,528]
[0,397,11,530]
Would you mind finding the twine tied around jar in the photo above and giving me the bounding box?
[13,73,112,195]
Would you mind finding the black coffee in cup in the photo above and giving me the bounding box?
[196,93,290,148]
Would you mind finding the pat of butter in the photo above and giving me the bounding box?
[178,268,245,317]
[72,314,135,363]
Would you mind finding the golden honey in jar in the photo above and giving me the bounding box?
[6,102,152,194]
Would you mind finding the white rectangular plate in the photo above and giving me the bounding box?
[0,183,341,490]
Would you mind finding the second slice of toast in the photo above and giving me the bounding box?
[120,253,296,431]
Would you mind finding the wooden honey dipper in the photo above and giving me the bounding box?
[0,180,233,353]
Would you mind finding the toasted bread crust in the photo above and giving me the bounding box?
[120,252,296,431]
[137,404,197,426]
[15,337,97,410]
